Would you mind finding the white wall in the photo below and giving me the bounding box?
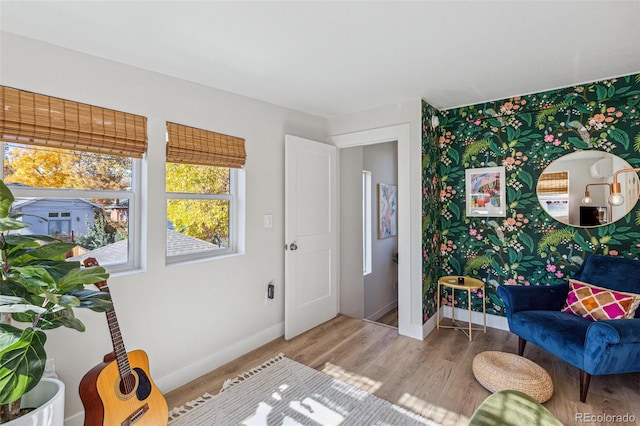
[1,32,327,423]
[363,142,397,320]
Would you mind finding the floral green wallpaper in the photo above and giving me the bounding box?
[421,103,445,321]
[422,73,640,321]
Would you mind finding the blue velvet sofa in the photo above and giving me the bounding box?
[497,254,640,402]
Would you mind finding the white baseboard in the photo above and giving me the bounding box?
[438,306,509,331]
[366,300,398,321]
[64,321,285,425]
[156,321,285,393]
[422,314,438,338]
[422,307,509,340]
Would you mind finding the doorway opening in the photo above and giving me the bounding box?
[339,140,398,330]
[333,123,421,340]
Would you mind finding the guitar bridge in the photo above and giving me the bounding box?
[121,403,149,426]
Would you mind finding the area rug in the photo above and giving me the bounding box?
[168,353,439,425]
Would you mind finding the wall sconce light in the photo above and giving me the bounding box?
[609,168,640,206]
[582,183,610,205]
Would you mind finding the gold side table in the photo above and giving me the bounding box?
[437,275,486,341]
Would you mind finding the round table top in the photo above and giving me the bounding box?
[438,275,484,290]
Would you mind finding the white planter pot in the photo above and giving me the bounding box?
[5,378,65,426]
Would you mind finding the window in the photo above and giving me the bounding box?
[48,212,71,236]
[363,170,372,275]
[0,86,146,271]
[165,122,245,262]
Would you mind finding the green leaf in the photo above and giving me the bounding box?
[0,181,15,219]
[0,217,30,232]
[448,202,461,220]
[487,234,503,247]
[3,235,59,247]
[519,113,532,127]
[519,233,535,252]
[448,257,461,275]
[27,243,77,260]
[490,258,505,277]
[67,289,112,312]
[608,128,630,149]
[0,326,47,404]
[37,309,86,331]
[448,149,460,165]
[57,266,108,292]
[568,136,590,149]
[462,140,491,163]
[57,294,80,308]
[573,232,592,252]
[595,85,608,100]
[518,170,534,189]
[0,324,22,353]
[0,295,47,315]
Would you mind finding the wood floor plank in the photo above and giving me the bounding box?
[165,315,640,426]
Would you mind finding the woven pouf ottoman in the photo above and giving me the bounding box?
[472,351,553,403]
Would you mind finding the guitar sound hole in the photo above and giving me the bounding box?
[119,373,137,395]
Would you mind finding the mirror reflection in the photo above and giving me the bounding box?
[536,151,640,227]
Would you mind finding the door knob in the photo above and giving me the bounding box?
[289,243,298,250]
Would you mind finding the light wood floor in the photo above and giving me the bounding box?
[165,315,640,425]
[372,307,398,327]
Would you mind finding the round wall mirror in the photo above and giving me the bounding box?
[536,151,640,227]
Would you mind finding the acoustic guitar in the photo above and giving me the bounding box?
[79,258,168,426]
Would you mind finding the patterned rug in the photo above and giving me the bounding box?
[168,353,439,425]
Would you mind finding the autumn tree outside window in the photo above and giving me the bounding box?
[165,122,245,261]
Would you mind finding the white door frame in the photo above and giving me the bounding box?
[331,124,423,340]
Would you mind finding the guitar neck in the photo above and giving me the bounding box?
[105,306,132,379]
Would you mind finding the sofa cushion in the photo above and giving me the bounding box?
[562,279,640,321]
[510,310,591,369]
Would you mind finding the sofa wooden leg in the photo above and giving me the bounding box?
[579,370,591,403]
[518,337,527,356]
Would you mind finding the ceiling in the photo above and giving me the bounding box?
[1,1,639,118]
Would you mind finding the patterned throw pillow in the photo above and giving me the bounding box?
[562,279,640,321]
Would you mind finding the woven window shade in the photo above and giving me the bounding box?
[0,86,147,158]
[537,171,569,194]
[166,122,246,168]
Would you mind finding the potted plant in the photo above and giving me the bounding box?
[0,180,112,423]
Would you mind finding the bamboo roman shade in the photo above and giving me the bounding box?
[537,171,569,194]
[0,86,147,158]
[166,122,246,168]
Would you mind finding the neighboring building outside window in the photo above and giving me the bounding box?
[2,144,139,270]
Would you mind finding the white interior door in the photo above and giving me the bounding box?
[285,135,337,339]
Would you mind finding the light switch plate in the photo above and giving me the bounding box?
[264,214,273,228]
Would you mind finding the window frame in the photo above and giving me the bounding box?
[47,211,72,236]
[0,143,142,273]
[363,170,372,276]
[165,165,239,264]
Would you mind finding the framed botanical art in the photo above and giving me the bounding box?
[465,166,506,217]
[378,183,397,238]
